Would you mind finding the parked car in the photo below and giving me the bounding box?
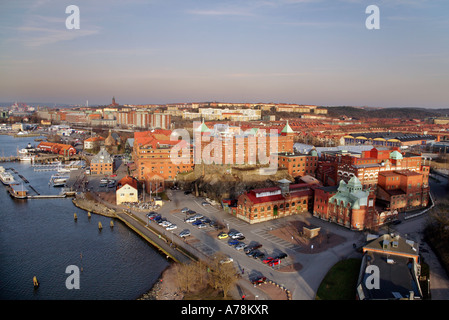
[228,239,239,246]
[276,252,288,260]
[200,217,211,224]
[218,232,228,240]
[193,213,204,220]
[197,223,207,229]
[263,257,275,264]
[268,259,281,267]
[235,243,246,250]
[185,217,196,223]
[179,229,191,238]
[219,256,234,264]
[166,224,177,231]
[253,251,265,260]
[192,220,203,226]
[231,232,244,239]
[251,276,267,285]
[146,212,158,219]
[161,220,171,227]
[201,201,209,206]
[181,207,189,213]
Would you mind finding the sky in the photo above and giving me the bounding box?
[0,0,448,108]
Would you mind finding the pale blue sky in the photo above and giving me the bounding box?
[1,0,448,107]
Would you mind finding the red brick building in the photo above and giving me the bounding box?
[277,150,318,178]
[37,141,77,156]
[377,170,429,212]
[236,180,315,224]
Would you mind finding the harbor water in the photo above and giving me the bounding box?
[0,135,170,300]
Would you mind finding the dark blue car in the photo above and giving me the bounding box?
[228,239,239,246]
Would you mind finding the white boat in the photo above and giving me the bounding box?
[0,171,16,185]
[50,173,69,187]
[57,166,71,173]
[19,154,35,162]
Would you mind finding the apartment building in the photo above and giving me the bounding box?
[133,129,193,182]
[117,109,171,129]
[193,121,295,166]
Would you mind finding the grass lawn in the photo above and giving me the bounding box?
[316,258,362,300]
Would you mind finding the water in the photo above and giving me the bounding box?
[0,135,170,300]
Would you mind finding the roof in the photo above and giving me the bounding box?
[358,252,421,300]
[91,147,113,164]
[85,136,105,142]
[281,121,294,134]
[363,233,419,257]
[134,129,188,149]
[117,175,138,190]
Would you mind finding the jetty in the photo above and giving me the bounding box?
[0,156,19,162]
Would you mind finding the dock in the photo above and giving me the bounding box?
[27,194,68,199]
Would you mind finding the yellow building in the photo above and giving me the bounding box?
[116,176,138,205]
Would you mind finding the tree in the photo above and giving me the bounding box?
[207,253,239,298]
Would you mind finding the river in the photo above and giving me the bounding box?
[0,134,169,300]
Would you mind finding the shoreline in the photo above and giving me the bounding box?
[137,264,183,300]
[70,194,185,300]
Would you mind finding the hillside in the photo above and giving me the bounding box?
[324,106,449,119]
[176,164,292,201]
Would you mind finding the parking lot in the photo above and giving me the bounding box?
[141,189,301,278]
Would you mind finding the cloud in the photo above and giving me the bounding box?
[187,9,255,16]
[16,26,100,47]
[10,12,100,47]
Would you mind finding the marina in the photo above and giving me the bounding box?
[0,134,169,300]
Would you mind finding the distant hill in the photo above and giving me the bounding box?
[324,106,449,119]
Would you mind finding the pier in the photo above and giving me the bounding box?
[0,156,19,162]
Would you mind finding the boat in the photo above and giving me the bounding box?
[50,173,69,187]
[0,170,16,185]
[19,154,35,162]
[8,183,28,199]
[57,166,71,173]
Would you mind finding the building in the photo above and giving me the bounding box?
[83,136,105,150]
[277,150,318,178]
[182,108,261,121]
[133,129,193,182]
[356,233,422,300]
[117,109,171,129]
[342,132,435,147]
[333,147,429,191]
[377,170,429,212]
[236,180,315,224]
[90,147,114,175]
[37,142,77,156]
[116,176,138,205]
[194,121,295,166]
[325,176,378,230]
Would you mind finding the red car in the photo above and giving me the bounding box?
[268,259,280,267]
[263,257,274,264]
